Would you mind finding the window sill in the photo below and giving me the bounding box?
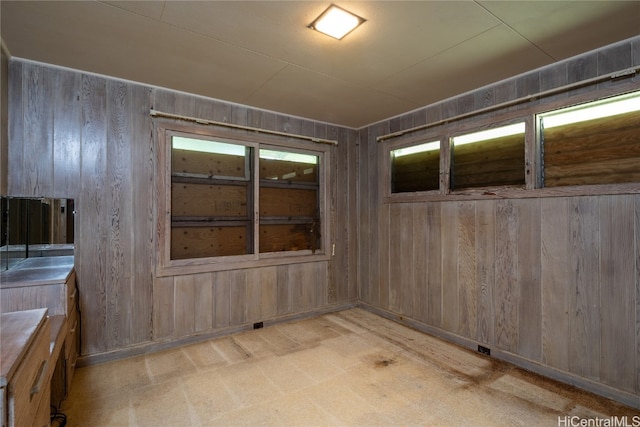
[156,251,331,277]
[384,182,640,204]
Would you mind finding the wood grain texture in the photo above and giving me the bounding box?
[476,200,495,345]
[569,196,601,380]
[214,270,231,328]
[194,272,214,332]
[152,277,175,340]
[130,85,154,344]
[457,201,477,339]
[599,195,635,392]
[52,68,81,198]
[78,73,108,355]
[7,59,23,195]
[426,202,442,327]
[541,197,570,370]
[23,63,54,196]
[516,198,541,361]
[412,204,428,324]
[229,269,247,326]
[174,274,196,336]
[388,203,403,313]
[635,195,640,394]
[495,200,519,352]
[441,202,459,333]
[106,80,132,349]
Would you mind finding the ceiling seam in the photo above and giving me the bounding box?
[473,1,557,62]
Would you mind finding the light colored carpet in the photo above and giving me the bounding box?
[60,308,639,426]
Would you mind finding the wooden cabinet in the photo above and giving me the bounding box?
[0,256,80,411]
[0,309,51,427]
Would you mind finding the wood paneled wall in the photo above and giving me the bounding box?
[359,36,640,406]
[7,60,358,357]
[1,45,8,195]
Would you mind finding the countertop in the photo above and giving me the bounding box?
[0,308,49,386]
[0,256,75,289]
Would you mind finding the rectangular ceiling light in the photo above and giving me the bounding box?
[309,4,365,40]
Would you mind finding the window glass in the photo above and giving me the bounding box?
[171,137,252,259]
[451,122,525,190]
[539,91,640,187]
[391,141,440,193]
[168,135,324,262]
[259,149,320,253]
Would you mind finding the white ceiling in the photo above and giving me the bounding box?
[2,1,639,128]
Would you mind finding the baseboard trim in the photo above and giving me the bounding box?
[77,301,357,367]
[357,302,640,411]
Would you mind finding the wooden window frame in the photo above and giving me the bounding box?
[156,122,331,277]
[384,83,640,204]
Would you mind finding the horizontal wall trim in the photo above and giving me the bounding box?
[358,303,640,411]
[377,66,640,143]
[150,109,338,146]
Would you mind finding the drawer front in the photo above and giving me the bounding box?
[32,382,50,427]
[8,319,50,427]
[65,309,79,360]
[66,269,77,315]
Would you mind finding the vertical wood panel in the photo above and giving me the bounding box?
[152,277,174,340]
[347,130,359,302]
[7,60,23,195]
[495,200,519,352]
[194,272,214,332]
[276,265,291,315]
[78,74,108,355]
[441,202,459,332]
[413,204,428,323]
[106,80,132,349]
[23,63,54,196]
[388,203,403,313]
[541,198,570,370]
[260,267,278,320]
[476,200,495,345]
[569,196,600,379]
[52,69,81,197]
[246,268,263,324]
[400,204,414,316]
[327,127,339,305]
[599,195,635,392]
[517,199,542,361]
[130,85,153,344]
[426,203,442,326]
[635,195,640,394]
[376,128,389,309]
[214,270,231,328]
[174,274,196,336]
[229,269,247,326]
[457,201,477,339]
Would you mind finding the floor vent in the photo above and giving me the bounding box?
[478,345,491,356]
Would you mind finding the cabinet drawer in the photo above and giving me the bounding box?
[8,318,50,427]
[65,309,78,360]
[66,269,77,315]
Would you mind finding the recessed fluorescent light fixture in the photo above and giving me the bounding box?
[309,4,365,40]
[452,122,525,147]
[539,91,640,129]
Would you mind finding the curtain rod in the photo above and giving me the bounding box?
[150,109,338,146]
[377,66,639,142]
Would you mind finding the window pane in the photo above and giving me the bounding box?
[259,149,318,183]
[259,148,320,253]
[172,137,248,179]
[170,136,253,259]
[171,226,249,259]
[391,141,440,193]
[451,123,525,189]
[540,92,640,187]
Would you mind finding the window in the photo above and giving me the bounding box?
[390,141,440,193]
[450,122,526,190]
[158,126,328,273]
[539,91,640,187]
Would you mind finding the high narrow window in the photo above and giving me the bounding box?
[450,122,526,190]
[390,141,440,193]
[539,91,640,187]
